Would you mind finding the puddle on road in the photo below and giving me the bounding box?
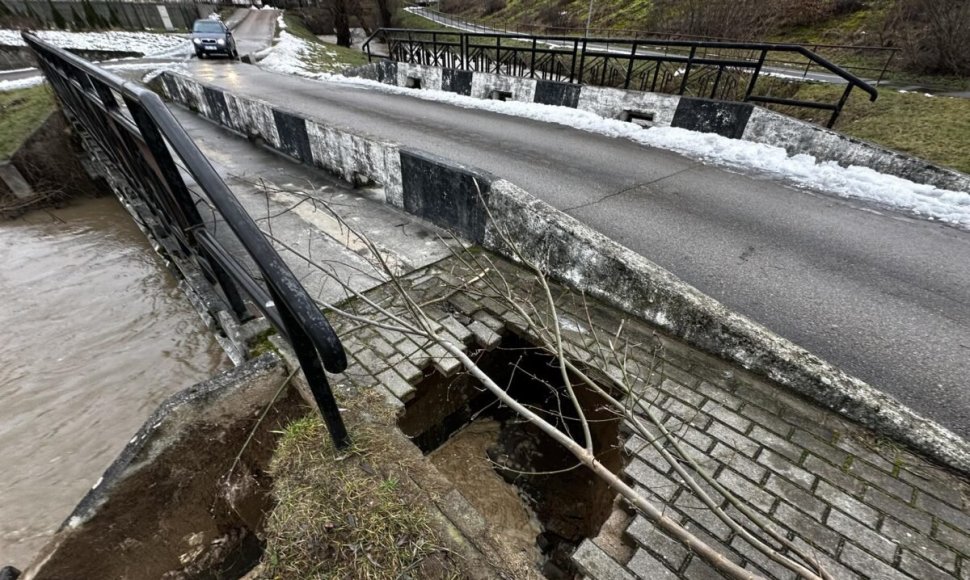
[0,196,228,567]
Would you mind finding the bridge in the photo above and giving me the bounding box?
[13,14,970,580]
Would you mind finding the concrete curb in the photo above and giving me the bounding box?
[344,61,970,194]
[156,70,970,475]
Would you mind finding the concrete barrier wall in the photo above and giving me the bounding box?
[0,45,141,70]
[0,0,221,31]
[345,61,970,193]
[158,70,970,473]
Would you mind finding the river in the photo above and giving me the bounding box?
[0,196,227,567]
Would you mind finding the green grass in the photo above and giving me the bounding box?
[778,83,970,173]
[261,415,464,579]
[0,85,56,160]
[282,13,370,73]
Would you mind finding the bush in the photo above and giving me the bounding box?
[887,0,970,75]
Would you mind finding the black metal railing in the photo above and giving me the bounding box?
[23,32,351,448]
[364,28,879,127]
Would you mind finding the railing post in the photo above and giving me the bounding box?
[877,50,897,87]
[745,49,767,101]
[530,37,537,79]
[829,83,854,128]
[678,45,696,95]
[573,38,586,83]
[624,41,637,89]
[461,33,468,69]
[496,35,501,75]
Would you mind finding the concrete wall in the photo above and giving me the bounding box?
[0,0,221,31]
[157,70,970,474]
[0,45,141,70]
[345,61,970,193]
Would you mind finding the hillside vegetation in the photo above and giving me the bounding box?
[436,0,970,78]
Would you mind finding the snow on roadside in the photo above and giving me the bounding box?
[255,31,970,229]
[0,29,189,57]
[0,61,185,92]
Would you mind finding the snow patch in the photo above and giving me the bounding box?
[1,29,189,57]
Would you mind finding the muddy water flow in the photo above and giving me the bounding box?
[0,196,227,567]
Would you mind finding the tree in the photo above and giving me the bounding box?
[375,0,393,29]
[244,178,837,580]
[888,0,970,75]
[331,0,352,47]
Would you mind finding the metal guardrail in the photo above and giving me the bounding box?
[407,6,901,86]
[365,27,879,127]
[23,32,351,448]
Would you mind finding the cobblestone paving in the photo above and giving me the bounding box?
[325,253,970,580]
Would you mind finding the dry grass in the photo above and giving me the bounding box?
[261,415,464,580]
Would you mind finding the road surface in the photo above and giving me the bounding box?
[184,61,970,439]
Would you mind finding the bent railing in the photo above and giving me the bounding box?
[23,32,351,448]
[364,28,879,127]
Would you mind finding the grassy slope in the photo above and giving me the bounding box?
[283,13,369,73]
[783,84,970,174]
[0,85,56,160]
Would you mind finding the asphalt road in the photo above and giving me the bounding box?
[186,62,970,439]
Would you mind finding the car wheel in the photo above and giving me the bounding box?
[198,52,206,59]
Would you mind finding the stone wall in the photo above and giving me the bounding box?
[0,45,141,70]
[0,0,223,31]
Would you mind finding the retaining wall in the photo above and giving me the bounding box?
[345,61,970,193]
[157,70,970,474]
[0,45,140,70]
[0,0,222,31]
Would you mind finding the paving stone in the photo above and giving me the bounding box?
[377,369,415,402]
[433,355,462,377]
[572,539,635,580]
[701,400,752,434]
[658,378,706,408]
[789,537,861,580]
[832,436,896,474]
[773,502,841,556]
[626,516,689,571]
[626,458,680,502]
[730,536,797,580]
[757,448,816,490]
[935,523,970,557]
[446,292,481,315]
[765,474,827,520]
[624,435,669,472]
[353,348,389,375]
[827,509,897,563]
[716,468,775,514]
[791,430,851,467]
[627,548,678,580]
[882,517,956,571]
[697,381,743,411]
[392,358,424,384]
[709,443,767,484]
[815,480,880,528]
[864,487,932,534]
[706,421,760,458]
[750,425,802,463]
[471,309,505,332]
[803,454,866,496]
[734,385,784,416]
[916,491,970,532]
[673,491,733,542]
[840,541,905,579]
[369,336,398,359]
[682,556,725,580]
[662,397,710,430]
[849,459,914,502]
[439,314,473,343]
[737,403,793,438]
[467,320,501,350]
[899,550,953,580]
[898,467,966,509]
[660,364,701,389]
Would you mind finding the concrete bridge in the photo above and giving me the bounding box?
[10,17,970,580]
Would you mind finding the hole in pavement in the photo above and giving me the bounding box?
[398,333,625,579]
[619,110,655,128]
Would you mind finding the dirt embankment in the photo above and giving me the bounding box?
[1,112,107,218]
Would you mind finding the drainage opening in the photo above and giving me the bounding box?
[489,89,513,101]
[405,76,422,89]
[398,334,625,579]
[619,110,655,128]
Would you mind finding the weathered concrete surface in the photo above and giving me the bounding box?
[325,254,970,580]
[157,68,970,469]
[21,354,295,579]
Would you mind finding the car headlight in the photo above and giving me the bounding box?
[217,38,226,46]
[193,38,201,44]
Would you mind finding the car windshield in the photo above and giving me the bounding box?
[193,21,225,33]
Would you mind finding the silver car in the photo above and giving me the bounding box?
[191,19,238,59]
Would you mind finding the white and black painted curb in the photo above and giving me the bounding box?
[345,61,970,194]
[156,70,970,474]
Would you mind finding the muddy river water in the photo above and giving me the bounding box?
[0,196,227,567]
